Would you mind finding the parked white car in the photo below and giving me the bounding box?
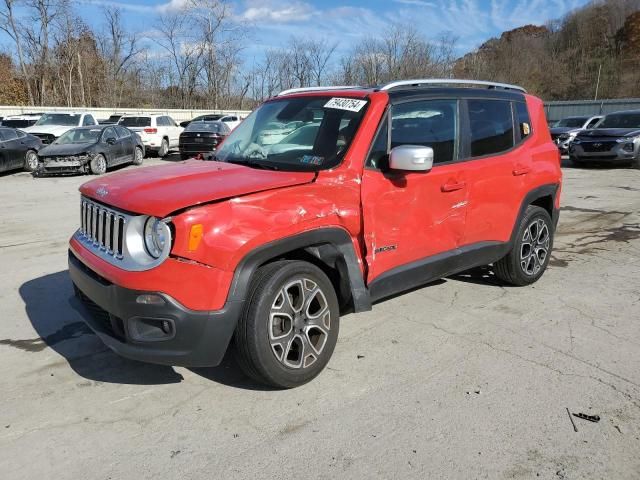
[118,114,183,157]
[23,112,98,145]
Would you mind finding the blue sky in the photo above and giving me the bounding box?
[12,0,592,61]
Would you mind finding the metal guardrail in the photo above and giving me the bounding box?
[0,105,252,123]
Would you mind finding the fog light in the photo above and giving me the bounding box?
[136,294,165,305]
[161,320,172,334]
[622,143,634,152]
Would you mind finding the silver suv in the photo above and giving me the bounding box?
[569,110,640,167]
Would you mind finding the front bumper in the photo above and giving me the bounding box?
[570,142,638,163]
[37,156,91,174]
[68,250,242,367]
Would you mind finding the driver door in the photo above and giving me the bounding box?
[361,99,468,287]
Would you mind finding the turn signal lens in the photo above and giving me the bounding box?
[188,224,203,251]
[136,294,165,305]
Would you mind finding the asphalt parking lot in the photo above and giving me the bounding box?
[1,158,639,479]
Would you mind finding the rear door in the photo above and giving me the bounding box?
[115,126,135,161]
[462,98,531,246]
[361,98,468,283]
[0,128,22,170]
[167,116,181,146]
[102,126,124,164]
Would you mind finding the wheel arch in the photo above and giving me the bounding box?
[510,183,559,245]
[228,228,372,314]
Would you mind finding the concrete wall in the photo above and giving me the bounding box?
[0,106,252,123]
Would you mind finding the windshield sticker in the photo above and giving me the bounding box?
[300,155,324,165]
[324,97,367,112]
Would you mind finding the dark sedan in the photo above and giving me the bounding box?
[36,125,145,175]
[0,127,43,173]
[179,121,230,159]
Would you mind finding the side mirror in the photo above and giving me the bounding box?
[106,137,116,145]
[389,145,434,171]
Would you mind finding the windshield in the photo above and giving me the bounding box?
[185,121,228,133]
[556,117,588,128]
[119,117,151,127]
[214,96,368,171]
[597,113,640,129]
[35,113,80,126]
[54,128,102,144]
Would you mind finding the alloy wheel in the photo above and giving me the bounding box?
[268,278,331,369]
[25,151,39,171]
[520,218,550,275]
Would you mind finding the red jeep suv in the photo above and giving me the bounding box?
[69,80,561,388]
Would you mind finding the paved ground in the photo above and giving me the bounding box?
[1,158,639,479]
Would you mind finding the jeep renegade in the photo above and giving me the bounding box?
[69,79,562,388]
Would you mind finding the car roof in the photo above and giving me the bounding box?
[605,109,640,115]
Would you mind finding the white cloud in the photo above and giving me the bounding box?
[392,0,436,7]
[239,0,314,23]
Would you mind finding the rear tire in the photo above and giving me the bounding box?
[158,138,169,158]
[132,146,144,165]
[24,149,39,172]
[494,205,554,286]
[234,260,340,389]
[89,154,107,175]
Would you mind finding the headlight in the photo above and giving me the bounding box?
[144,217,171,258]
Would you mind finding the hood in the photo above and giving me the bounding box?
[549,127,576,135]
[39,142,96,156]
[23,124,76,137]
[577,128,640,138]
[80,160,316,217]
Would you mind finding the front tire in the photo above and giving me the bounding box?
[24,150,39,172]
[90,154,107,175]
[494,205,554,286]
[234,260,340,388]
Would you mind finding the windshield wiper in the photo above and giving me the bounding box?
[227,159,279,171]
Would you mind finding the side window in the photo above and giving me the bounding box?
[585,117,600,129]
[1,128,18,141]
[158,116,168,127]
[366,114,389,169]
[0,128,7,141]
[102,127,116,142]
[391,99,457,164]
[515,101,532,141]
[16,129,26,138]
[168,117,177,126]
[83,115,95,126]
[468,99,514,157]
[116,126,130,138]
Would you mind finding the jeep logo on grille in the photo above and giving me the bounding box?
[96,186,109,197]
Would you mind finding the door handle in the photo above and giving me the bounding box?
[441,181,466,192]
[512,167,531,176]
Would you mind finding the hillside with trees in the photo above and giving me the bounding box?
[0,0,639,109]
[454,0,640,99]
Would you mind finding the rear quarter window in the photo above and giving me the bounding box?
[120,117,151,127]
[468,99,514,157]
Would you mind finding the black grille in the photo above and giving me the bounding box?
[581,141,616,152]
[34,133,56,144]
[76,289,125,339]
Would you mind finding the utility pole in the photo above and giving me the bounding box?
[594,64,602,100]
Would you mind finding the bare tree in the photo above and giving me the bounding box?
[0,0,34,104]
